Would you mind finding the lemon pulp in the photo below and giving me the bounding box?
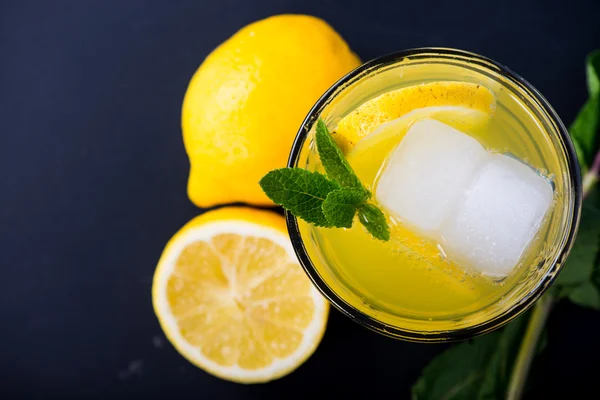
[153,208,328,383]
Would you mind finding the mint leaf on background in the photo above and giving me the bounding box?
[315,119,364,189]
[412,314,529,400]
[553,51,600,308]
[357,203,390,241]
[322,188,370,228]
[567,282,600,309]
[586,49,600,96]
[556,190,600,287]
[259,168,339,227]
[569,96,600,168]
[555,188,600,287]
[569,51,600,167]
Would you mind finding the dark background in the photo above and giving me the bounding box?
[2,0,599,398]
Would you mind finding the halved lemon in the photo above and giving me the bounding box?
[152,207,328,383]
[333,81,496,152]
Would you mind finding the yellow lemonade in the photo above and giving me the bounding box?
[308,107,538,318]
[291,50,580,339]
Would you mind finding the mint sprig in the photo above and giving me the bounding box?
[357,203,390,241]
[259,119,390,241]
[315,119,364,189]
[259,168,339,227]
[322,188,370,228]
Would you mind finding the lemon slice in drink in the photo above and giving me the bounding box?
[346,106,492,185]
[152,207,328,383]
[333,81,496,152]
[349,105,490,159]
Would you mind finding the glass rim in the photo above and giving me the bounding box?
[286,47,583,342]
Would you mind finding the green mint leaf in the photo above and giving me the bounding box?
[569,96,600,167]
[559,50,600,306]
[357,203,390,241]
[315,119,364,189]
[586,49,600,97]
[569,50,600,167]
[259,120,391,241]
[568,282,600,310]
[322,188,371,228]
[412,314,529,400]
[556,187,600,288]
[259,168,339,227]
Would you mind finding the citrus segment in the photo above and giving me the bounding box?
[153,207,328,383]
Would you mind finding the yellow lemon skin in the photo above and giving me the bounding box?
[182,14,361,207]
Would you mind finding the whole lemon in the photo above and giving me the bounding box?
[182,14,360,207]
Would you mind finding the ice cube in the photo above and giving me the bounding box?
[440,154,553,277]
[376,119,487,234]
